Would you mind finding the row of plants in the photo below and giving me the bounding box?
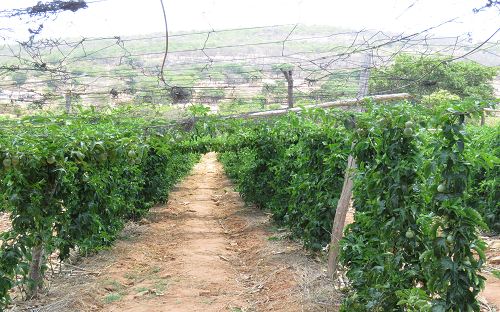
[0,98,499,310]
[340,101,493,311]
[0,110,204,307]
[214,99,500,311]
[214,111,352,251]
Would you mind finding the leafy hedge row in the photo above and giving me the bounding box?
[0,113,201,306]
[467,125,500,233]
[214,110,352,251]
[214,100,500,312]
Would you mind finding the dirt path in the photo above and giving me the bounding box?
[3,152,500,311]
[94,153,341,312]
[102,152,249,311]
[26,152,337,312]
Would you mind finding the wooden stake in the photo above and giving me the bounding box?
[280,68,294,108]
[327,144,356,279]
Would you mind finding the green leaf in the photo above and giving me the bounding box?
[479,151,500,169]
[456,140,464,153]
[344,117,356,130]
[473,246,487,262]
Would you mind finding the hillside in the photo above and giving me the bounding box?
[0,24,498,118]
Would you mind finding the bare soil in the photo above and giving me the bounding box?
[2,152,500,311]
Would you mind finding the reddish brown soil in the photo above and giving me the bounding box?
[92,153,340,312]
[2,152,500,311]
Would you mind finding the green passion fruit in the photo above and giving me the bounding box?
[446,235,455,244]
[403,127,413,136]
[405,121,414,128]
[11,155,19,165]
[47,155,56,164]
[437,184,447,193]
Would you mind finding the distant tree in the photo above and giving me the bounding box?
[369,54,498,100]
[251,94,267,109]
[12,105,24,117]
[11,71,29,85]
[198,87,226,103]
[421,89,461,112]
[271,63,295,77]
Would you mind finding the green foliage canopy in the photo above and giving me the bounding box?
[369,54,498,100]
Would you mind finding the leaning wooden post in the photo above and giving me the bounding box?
[280,68,294,108]
[327,144,356,279]
[327,53,371,278]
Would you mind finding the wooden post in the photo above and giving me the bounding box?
[327,144,356,279]
[64,90,71,114]
[280,68,293,108]
[481,111,485,126]
[325,54,370,279]
[357,53,371,112]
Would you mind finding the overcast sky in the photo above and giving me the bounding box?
[0,0,499,42]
